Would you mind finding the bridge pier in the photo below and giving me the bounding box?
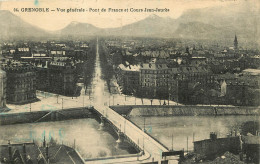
[55,112,59,121]
[137,150,144,161]
[51,112,55,121]
[116,131,125,144]
[50,112,60,121]
[99,116,105,130]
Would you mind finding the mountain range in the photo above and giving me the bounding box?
[0,10,49,39]
[0,3,259,45]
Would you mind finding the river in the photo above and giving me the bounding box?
[130,115,259,151]
[0,118,136,159]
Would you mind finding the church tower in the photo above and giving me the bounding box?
[234,35,238,50]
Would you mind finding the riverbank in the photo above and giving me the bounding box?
[0,107,94,125]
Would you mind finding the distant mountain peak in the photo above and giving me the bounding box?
[70,21,80,25]
[60,21,100,36]
[67,21,94,27]
[0,10,49,39]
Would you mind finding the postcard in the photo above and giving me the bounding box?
[0,0,259,163]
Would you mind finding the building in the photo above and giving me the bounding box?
[227,69,260,106]
[169,66,215,104]
[239,55,260,70]
[116,64,140,94]
[242,69,260,86]
[13,46,31,59]
[2,65,37,104]
[193,133,259,163]
[194,133,241,158]
[139,63,170,98]
[49,49,66,57]
[190,57,207,67]
[36,61,77,96]
[214,70,260,106]
[118,62,217,102]
[140,50,170,59]
[0,142,85,164]
[242,135,260,163]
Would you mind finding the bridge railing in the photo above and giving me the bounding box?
[93,105,149,159]
[109,106,169,151]
[85,153,141,162]
[104,106,168,152]
[93,104,170,164]
[125,117,169,151]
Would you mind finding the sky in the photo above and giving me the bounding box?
[0,0,256,31]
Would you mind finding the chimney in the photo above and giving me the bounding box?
[210,132,217,140]
[43,135,46,147]
[46,144,49,162]
[8,141,12,161]
[23,144,26,160]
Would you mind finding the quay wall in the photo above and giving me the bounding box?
[2,105,259,125]
[0,107,94,125]
[110,105,260,116]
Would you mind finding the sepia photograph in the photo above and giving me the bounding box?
[0,0,259,163]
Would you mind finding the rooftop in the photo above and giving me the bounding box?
[242,69,260,76]
[118,64,140,71]
[141,63,168,70]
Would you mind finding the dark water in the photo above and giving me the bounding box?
[130,115,259,151]
[0,118,135,159]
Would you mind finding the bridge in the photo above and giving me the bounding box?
[84,38,183,164]
[89,104,184,163]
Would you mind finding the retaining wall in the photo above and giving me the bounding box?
[111,105,260,117]
[0,107,94,125]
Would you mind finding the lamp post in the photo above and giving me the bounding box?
[143,117,146,132]
[187,136,189,153]
[171,133,173,151]
[62,98,63,110]
[168,93,171,105]
[83,94,84,107]
[113,95,114,105]
[108,94,110,106]
[124,119,126,133]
